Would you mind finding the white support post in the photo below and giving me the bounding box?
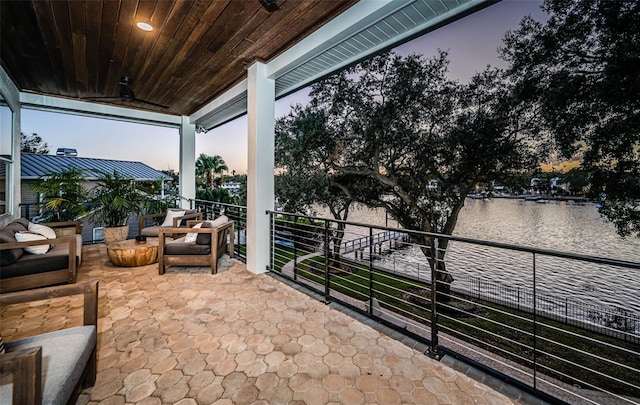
[179,116,196,209]
[246,62,275,274]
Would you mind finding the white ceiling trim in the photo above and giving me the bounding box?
[192,0,493,131]
[189,79,248,129]
[20,92,182,128]
[265,0,414,81]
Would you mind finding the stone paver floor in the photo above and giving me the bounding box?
[1,244,520,404]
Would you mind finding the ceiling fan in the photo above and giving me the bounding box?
[84,76,169,109]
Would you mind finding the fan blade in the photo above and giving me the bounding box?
[132,98,169,109]
[83,96,123,100]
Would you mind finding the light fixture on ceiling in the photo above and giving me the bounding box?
[136,20,154,32]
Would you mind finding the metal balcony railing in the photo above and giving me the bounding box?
[267,210,640,405]
[190,199,246,260]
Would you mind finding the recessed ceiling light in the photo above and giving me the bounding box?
[136,21,153,31]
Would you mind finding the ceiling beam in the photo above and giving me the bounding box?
[20,92,182,128]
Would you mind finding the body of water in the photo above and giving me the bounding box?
[314,198,640,313]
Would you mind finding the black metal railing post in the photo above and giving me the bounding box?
[368,227,374,315]
[293,215,298,281]
[532,252,538,391]
[427,237,441,359]
[324,220,330,303]
[268,211,274,271]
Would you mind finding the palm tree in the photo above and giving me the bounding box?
[196,154,228,188]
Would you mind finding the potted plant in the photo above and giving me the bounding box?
[32,167,89,222]
[90,170,152,244]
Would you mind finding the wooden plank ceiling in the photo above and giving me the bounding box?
[0,0,357,116]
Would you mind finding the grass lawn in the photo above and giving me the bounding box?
[273,247,640,396]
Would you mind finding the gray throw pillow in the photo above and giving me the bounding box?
[0,230,24,266]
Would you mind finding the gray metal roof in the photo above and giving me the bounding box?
[20,153,171,181]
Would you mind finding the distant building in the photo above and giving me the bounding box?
[550,177,570,194]
[14,152,171,242]
[221,181,241,197]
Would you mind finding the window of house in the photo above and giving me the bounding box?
[0,94,13,217]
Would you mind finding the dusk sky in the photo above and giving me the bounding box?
[20,0,547,175]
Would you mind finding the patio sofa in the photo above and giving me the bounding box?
[0,279,98,404]
[0,219,82,293]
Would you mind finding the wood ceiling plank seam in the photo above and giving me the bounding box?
[127,0,172,84]
[169,0,231,72]
[96,0,120,96]
[119,30,148,97]
[226,10,267,57]
[49,0,78,97]
[153,1,255,104]
[122,0,158,90]
[69,1,88,96]
[30,0,68,94]
[253,1,337,61]
[170,3,266,88]
[156,21,220,104]
[104,0,137,99]
[0,2,46,92]
[200,0,230,24]
[71,33,88,96]
[203,0,255,54]
[84,0,103,95]
[136,0,203,99]
[241,0,318,46]
[136,0,195,97]
[155,7,219,85]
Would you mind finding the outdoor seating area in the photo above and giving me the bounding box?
[0,243,528,404]
[0,219,83,293]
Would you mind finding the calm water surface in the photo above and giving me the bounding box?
[316,199,640,312]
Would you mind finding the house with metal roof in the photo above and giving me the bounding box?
[14,153,172,232]
[20,152,171,182]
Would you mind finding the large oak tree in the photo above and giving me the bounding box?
[276,51,540,295]
[501,0,640,237]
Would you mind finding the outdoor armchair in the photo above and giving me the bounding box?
[138,208,202,238]
[0,279,99,404]
[158,218,234,275]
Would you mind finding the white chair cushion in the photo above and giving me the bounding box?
[184,222,203,243]
[161,210,185,227]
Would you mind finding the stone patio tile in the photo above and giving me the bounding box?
[0,244,523,405]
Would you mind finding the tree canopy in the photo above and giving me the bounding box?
[276,51,541,290]
[501,0,640,236]
[195,154,228,188]
[20,132,49,154]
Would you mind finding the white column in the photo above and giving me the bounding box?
[179,116,196,209]
[246,62,275,274]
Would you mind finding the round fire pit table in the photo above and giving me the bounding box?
[107,238,159,267]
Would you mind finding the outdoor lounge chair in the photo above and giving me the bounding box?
[0,280,99,404]
[158,217,234,275]
[138,208,202,238]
